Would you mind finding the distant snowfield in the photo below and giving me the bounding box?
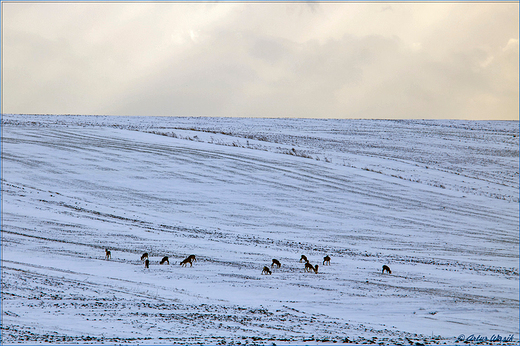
[1,114,518,345]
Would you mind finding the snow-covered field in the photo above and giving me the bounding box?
[1,114,518,345]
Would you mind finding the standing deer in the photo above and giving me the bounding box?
[300,255,309,263]
[141,252,149,261]
[105,249,111,260]
[323,255,331,265]
[144,259,150,268]
[382,265,392,274]
[262,266,272,275]
[271,259,281,268]
[160,256,169,265]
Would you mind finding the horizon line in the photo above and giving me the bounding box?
[2,113,518,121]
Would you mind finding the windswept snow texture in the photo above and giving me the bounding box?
[2,114,519,345]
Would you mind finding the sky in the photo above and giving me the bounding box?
[2,2,519,120]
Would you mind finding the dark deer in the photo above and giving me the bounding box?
[323,255,331,265]
[144,259,150,268]
[262,266,272,275]
[305,262,318,274]
[382,265,391,274]
[105,249,111,260]
[141,252,149,261]
[160,256,169,265]
[300,255,309,263]
[180,256,193,267]
[271,259,281,268]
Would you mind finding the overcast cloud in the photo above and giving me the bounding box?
[2,2,518,119]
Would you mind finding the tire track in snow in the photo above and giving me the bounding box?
[5,127,516,235]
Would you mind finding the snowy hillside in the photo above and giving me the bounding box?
[1,114,518,345]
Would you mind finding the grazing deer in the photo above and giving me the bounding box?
[300,255,309,263]
[271,259,281,268]
[105,249,111,260]
[160,256,169,265]
[382,265,391,274]
[180,256,193,267]
[305,262,318,274]
[145,259,150,268]
[262,266,272,275]
[141,252,149,261]
[323,255,331,265]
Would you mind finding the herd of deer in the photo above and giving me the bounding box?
[105,249,392,275]
[262,254,318,275]
[104,249,195,268]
